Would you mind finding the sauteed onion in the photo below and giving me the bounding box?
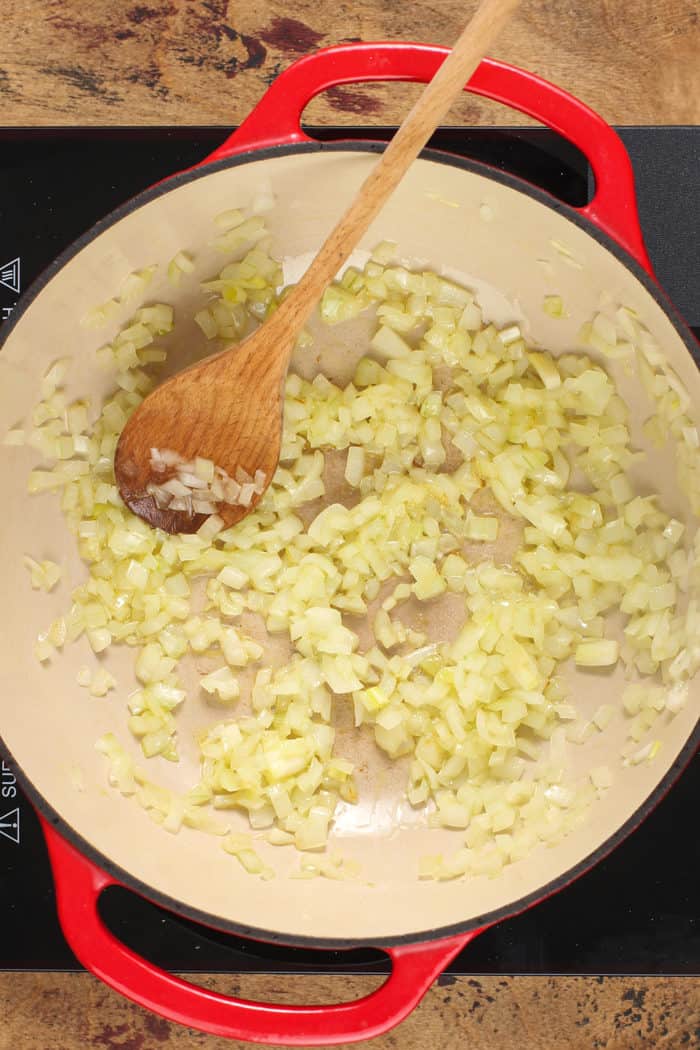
[8,207,697,881]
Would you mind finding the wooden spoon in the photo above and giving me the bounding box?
[115,0,520,534]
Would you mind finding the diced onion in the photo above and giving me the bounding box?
[14,207,699,883]
[575,640,619,667]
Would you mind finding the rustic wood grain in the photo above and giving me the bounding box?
[0,972,698,1049]
[0,0,699,128]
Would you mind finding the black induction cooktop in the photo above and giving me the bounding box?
[0,125,697,976]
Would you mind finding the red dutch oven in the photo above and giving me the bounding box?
[0,43,697,1045]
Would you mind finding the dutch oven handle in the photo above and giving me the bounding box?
[202,42,652,273]
[42,820,478,1044]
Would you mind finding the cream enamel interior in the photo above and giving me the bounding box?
[0,147,698,943]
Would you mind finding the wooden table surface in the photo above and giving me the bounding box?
[1,0,699,126]
[1,1,699,1048]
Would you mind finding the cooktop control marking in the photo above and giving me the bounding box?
[1,759,17,800]
[0,761,20,844]
[0,254,20,319]
[0,807,20,845]
[0,256,20,295]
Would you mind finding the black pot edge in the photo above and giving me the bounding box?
[1,138,698,952]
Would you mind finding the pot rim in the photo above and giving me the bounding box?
[1,138,698,950]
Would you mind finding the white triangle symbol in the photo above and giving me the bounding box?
[0,807,20,844]
[0,257,20,295]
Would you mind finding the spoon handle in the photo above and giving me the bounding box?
[273,0,521,344]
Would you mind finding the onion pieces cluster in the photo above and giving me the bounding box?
[8,209,699,882]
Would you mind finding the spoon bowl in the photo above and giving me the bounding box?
[115,307,293,531]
